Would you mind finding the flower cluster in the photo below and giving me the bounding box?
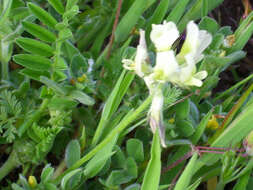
[122,21,212,147]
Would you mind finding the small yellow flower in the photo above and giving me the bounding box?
[206,115,219,130]
[77,74,87,83]
[168,118,175,124]
[28,176,37,188]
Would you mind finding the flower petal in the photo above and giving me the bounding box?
[178,53,196,83]
[154,50,179,82]
[180,21,199,56]
[194,70,208,80]
[122,59,135,70]
[135,29,150,77]
[185,77,203,87]
[150,21,179,51]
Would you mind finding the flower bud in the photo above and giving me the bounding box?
[122,29,151,77]
[28,176,37,188]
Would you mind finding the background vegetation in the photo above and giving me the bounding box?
[0,0,252,189]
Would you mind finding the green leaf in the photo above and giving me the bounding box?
[178,0,224,31]
[45,183,58,190]
[228,16,253,53]
[41,164,54,182]
[84,136,117,178]
[146,0,170,38]
[115,0,146,43]
[48,97,78,110]
[22,21,56,43]
[141,131,161,190]
[61,168,82,190]
[199,17,219,35]
[11,184,23,190]
[201,0,208,17]
[176,119,195,137]
[48,0,65,15]
[174,99,190,119]
[125,184,141,190]
[112,145,126,168]
[69,90,95,106]
[190,109,213,144]
[174,152,198,190]
[186,177,202,190]
[92,70,135,146]
[233,170,251,190]
[19,68,50,81]
[166,0,190,24]
[28,3,57,28]
[194,102,253,172]
[106,170,132,186]
[62,40,80,60]
[125,157,138,178]
[65,140,81,168]
[66,0,79,11]
[13,54,52,71]
[126,139,144,162]
[16,37,54,57]
[40,76,66,95]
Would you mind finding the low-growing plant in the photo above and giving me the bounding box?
[0,0,253,190]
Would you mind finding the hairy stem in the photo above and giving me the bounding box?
[0,151,19,181]
[18,98,49,136]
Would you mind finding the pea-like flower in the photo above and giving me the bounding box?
[122,29,152,78]
[150,21,179,52]
[122,20,212,147]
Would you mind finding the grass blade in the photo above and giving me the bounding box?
[141,131,161,190]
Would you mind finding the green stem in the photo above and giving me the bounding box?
[0,151,19,181]
[1,60,9,81]
[216,181,225,190]
[52,40,63,80]
[18,98,49,136]
[54,95,152,184]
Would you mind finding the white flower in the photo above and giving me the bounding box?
[150,21,179,52]
[149,87,166,147]
[153,50,179,83]
[122,29,151,77]
[177,21,212,63]
[175,53,208,87]
[173,21,211,87]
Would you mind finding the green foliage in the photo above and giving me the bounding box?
[0,90,22,143]
[0,1,252,190]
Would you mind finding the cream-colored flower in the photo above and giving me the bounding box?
[177,21,212,63]
[150,21,179,52]
[175,53,208,87]
[122,29,151,77]
[153,50,179,83]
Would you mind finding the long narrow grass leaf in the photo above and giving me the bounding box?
[141,131,161,190]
